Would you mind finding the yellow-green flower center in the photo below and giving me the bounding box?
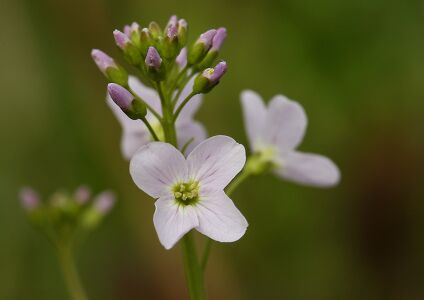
[172,181,200,206]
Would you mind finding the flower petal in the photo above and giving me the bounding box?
[121,129,150,160]
[128,75,162,116]
[263,95,307,152]
[154,196,199,249]
[196,191,248,242]
[107,96,150,159]
[130,142,188,198]
[174,77,203,122]
[240,90,267,151]
[176,121,207,155]
[275,151,340,187]
[187,136,246,193]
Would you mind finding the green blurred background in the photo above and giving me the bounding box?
[1,0,424,299]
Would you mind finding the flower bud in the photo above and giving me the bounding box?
[211,27,227,52]
[91,49,128,86]
[149,21,162,39]
[177,19,188,47]
[164,15,178,34]
[140,28,154,56]
[145,47,166,81]
[113,30,142,65]
[188,29,217,65]
[196,27,227,69]
[108,83,147,119]
[128,22,142,49]
[74,185,91,204]
[162,18,179,60]
[193,61,227,94]
[123,24,131,37]
[176,47,187,69]
[20,187,40,211]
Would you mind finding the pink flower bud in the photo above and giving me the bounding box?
[91,49,116,74]
[211,27,227,51]
[145,47,162,69]
[198,29,217,49]
[113,30,131,50]
[107,83,134,110]
[204,61,227,84]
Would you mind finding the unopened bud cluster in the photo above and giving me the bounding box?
[20,186,116,243]
[92,15,229,109]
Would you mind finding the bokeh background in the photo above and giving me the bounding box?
[1,0,424,299]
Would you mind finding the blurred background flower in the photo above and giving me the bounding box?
[1,0,423,299]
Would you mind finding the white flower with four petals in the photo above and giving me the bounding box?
[129,135,248,249]
[241,90,340,187]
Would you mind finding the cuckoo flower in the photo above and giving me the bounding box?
[241,90,340,187]
[129,135,248,249]
[107,76,206,159]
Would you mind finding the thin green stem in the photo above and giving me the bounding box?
[201,167,252,271]
[225,167,252,196]
[181,232,207,300]
[57,245,89,300]
[141,117,159,141]
[157,82,177,145]
[173,92,196,122]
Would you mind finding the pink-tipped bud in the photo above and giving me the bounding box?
[107,83,134,110]
[167,23,178,40]
[211,27,227,51]
[113,30,131,50]
[193,61,228,94]
[20,187,40,211]
[94,191,116,214]
[188,29,217,65]
[198,29,217,49]
[207,61,227,83]
[145,47,162,69]
[123,25,131,37]
[91,49,116,74]
[74,186,91,204]
[176,47,187,69]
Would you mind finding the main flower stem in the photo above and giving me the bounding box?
[57,244,89,300]
[157,81,177,145]
[181,232,207,300]
[201,167,252,271]
[158,78,205,300]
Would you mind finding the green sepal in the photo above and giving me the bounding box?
[126,99,147,120]
[188,43,207,65]
[196,50,218,70]
[123,44,143,66]
[149,21,162,39]
[105,66,128,86]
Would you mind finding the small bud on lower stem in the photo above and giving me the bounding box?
[108,83,147,119]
